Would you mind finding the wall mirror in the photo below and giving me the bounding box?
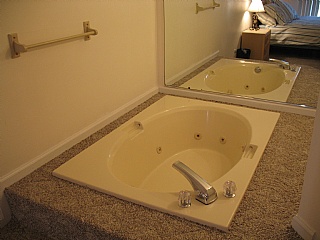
[163,0,320,111]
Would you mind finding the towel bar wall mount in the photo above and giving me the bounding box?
[8,21,98,59]
[196,0,220,14]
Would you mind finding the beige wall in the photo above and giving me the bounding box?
[164,0,251,83]
[1,0,253,226]
[0,0,253,188]
[0,0,158,180]
[164,0,223,82]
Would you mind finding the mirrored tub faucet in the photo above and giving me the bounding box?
[172,161,218,205]
[269,58,290,70]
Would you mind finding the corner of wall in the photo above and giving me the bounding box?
[156,0,165,88]
[292,215,317,240]
[0,185,11,228]
[291,215,319,240]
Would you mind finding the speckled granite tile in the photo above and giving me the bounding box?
[4,93,313,240]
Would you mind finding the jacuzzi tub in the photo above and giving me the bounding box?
[180,58,300,102]
[53,96,280,231]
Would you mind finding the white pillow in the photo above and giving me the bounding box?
[264,3,292,25]
[257,12,277,26]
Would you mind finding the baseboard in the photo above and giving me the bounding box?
[292,214,317,240]
[0,87,158,227]
[165,51,219,85]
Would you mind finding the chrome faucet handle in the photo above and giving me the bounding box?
[196,188,218,205]
[172,161,218,205]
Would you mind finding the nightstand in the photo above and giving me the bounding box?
[242,28,271,60]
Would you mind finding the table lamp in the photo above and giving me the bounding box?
[248,0,265,30]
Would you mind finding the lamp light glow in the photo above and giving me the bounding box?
[248,0,265,30]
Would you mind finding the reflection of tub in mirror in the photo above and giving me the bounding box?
[53,95,280,231]
[161,0,319,110]
[180,58,300,102]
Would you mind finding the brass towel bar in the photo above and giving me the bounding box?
[8,21,98,59]
[196,0,220,14]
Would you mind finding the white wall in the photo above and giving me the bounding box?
[164,0,251,83]
[164,0,223,82]
[221,0,252,56]
[292,93,320,240]
[0,0,158,226]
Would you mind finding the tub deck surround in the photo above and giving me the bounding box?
[52,96,279,231]
[3,93,312,239]
[180,58,300,102]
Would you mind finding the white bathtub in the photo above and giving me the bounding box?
[181,58,300,102]
[53,96,280,231]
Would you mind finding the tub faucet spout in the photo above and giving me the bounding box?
[269,58,290,70]
[172,161,218,205]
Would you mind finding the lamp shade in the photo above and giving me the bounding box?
[248,0,265,12]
